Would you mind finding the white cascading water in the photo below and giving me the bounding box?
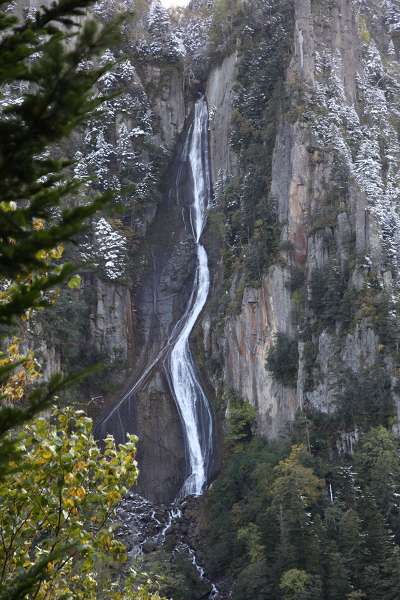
[94,99,214,499]
[166,98,214,496]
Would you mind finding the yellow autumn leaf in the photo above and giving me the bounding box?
[76,486,86,500]
[50,291,60,304]
[33,219,45,229]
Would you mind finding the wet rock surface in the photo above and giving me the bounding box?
[113,492,220,598]
[114,493,197,556]
[93,195,201,502]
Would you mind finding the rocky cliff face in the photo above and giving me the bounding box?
[209,0,400,442]
[206,52,239,182]
[9,0,201,500]
[21,0,400,500]
[222,268,297,438]
[85,60,196,500]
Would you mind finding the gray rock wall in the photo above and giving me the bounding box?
[223,266,297,438]
[206,53,239,184]
[217,0,400,438]
[146,64,188,149]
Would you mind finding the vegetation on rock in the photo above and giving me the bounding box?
[266,333,299,388]
[210,0,294,303]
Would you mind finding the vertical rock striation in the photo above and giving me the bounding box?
[206,0,400,440]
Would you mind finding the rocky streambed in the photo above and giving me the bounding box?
[114,493,220,599]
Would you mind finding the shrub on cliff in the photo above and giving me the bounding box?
[266,332,299,388]
[226,389,256,452]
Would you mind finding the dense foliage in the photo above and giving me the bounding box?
[136,548,208,600]
[0,408,144,600]
[0,1,164,598]
[205,414,400,600]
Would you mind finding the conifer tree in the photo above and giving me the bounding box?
[271,446,323,571]
[0,0,126,408]
[0,0,123,328]
[0,1,136,596]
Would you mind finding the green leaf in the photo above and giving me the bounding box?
[67,274,81,289]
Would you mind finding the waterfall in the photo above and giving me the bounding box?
[93,98,214,499]
[165,98,213,496]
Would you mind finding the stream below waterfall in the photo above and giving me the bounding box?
[113,492,220,598]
